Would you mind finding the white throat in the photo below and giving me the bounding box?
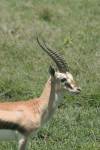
[54,93,64,110]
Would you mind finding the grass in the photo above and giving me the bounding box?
[0,0,100,149]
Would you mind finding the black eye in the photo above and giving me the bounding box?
[61,78,66,82]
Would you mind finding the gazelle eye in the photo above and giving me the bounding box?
[61,78,66,82]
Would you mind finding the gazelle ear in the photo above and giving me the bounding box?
[48,65,55,77]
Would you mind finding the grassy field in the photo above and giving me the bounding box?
[0,0,100,149]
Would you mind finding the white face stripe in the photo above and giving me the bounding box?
[67,72,73,80]
[56,72,73,81]
[56,72,67,79]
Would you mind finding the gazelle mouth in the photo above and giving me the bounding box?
[72,91,80,95]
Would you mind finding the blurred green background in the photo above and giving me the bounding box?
[0,0,100,149]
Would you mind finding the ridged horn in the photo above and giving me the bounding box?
[37,37,69,73]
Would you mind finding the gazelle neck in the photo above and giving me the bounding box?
[39,77,64,121]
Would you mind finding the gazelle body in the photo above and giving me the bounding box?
[0,38,81,150]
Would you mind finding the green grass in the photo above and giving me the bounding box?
[0,0,100,149]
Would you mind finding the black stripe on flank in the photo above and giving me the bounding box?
[0,119,27,134]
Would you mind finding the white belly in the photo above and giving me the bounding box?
[0,130,19,141]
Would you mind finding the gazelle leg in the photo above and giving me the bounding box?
[18,134,28,150]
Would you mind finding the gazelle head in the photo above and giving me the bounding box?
[37,38,81,95]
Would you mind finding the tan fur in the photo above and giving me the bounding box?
[0,71,81,150]
[0,78,59,135]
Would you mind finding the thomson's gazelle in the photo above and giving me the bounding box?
[0,38,81,150]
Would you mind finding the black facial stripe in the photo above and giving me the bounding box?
[0,119,27,134]
[65,83,73,89]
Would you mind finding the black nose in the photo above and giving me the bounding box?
[77,88,81,92]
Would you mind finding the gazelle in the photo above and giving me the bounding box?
[0,37,81,150]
